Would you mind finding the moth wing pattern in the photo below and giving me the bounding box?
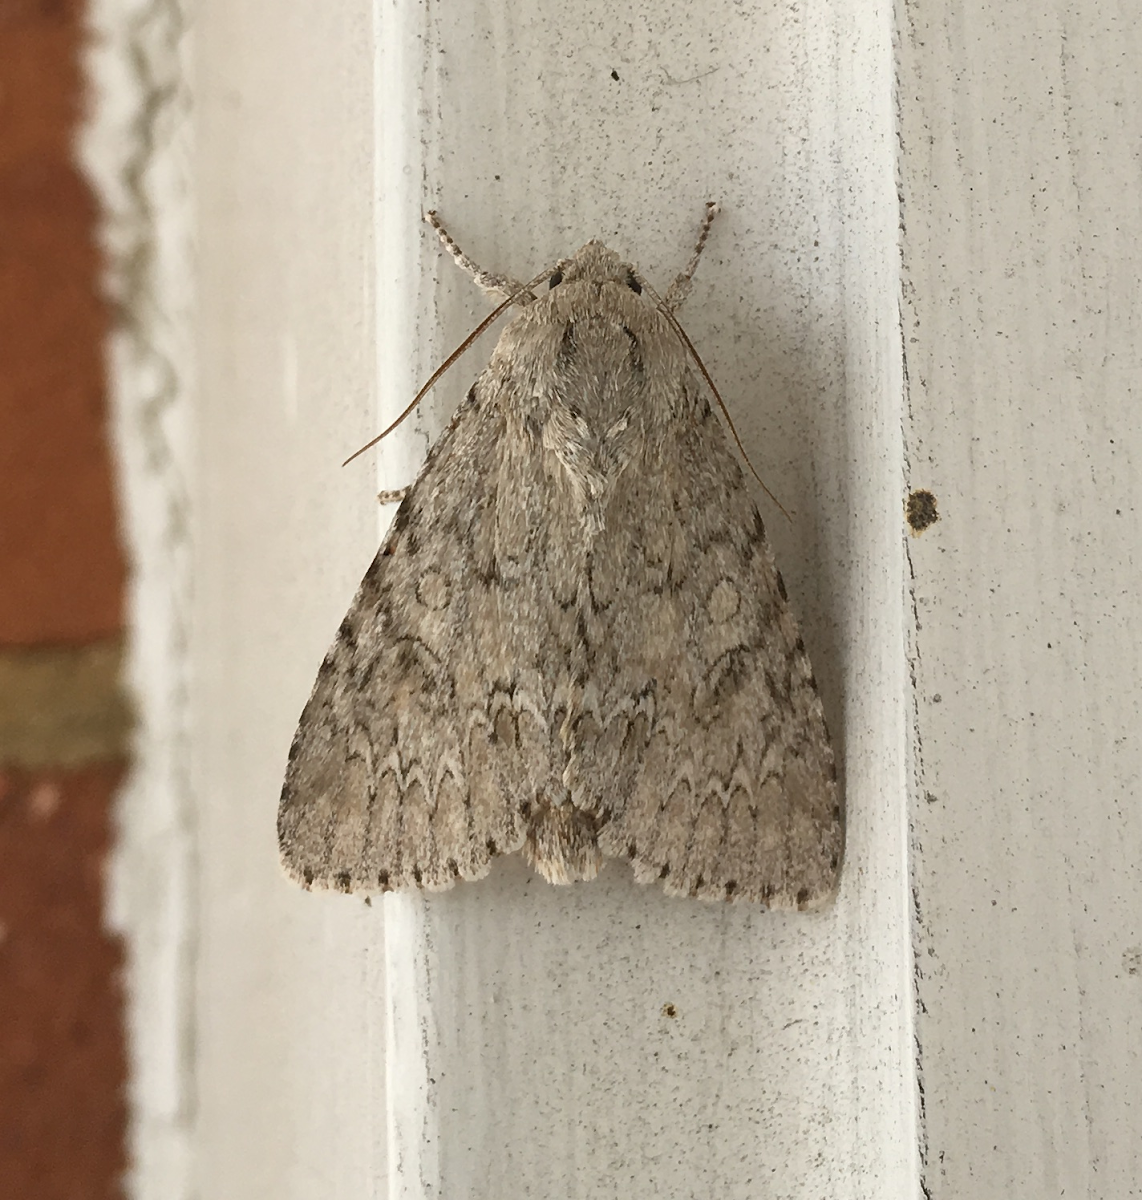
[279,213,842,906]
[566,388,841,907]
[278,385,571,893]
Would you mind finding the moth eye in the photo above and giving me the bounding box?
[548,270,564,289]
[625,272,642,294]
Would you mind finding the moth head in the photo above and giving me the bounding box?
[548,241,644,295]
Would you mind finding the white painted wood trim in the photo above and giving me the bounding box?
[90,0,1141,1195]
[184,0,914,1194]
[898,3,1142,1196]
[186,1,912,1196]
[93,0,1142,1196]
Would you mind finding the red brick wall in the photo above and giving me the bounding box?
[0,2,129,1196]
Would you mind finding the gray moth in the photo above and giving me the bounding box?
[278,205,842,908]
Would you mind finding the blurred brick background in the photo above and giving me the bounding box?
[0,1,129,1196]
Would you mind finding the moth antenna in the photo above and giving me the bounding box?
[663,201,720,312]
[645,280,792,523]
[342,265,554,468]
[425,210,534,301]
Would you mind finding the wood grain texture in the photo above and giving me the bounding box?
[899,3,1142,1195]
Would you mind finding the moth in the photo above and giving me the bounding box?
[278,205,842,907]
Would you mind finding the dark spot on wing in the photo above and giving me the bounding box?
[476,556,503,588]
[548,269,564,289]
[625,271,641,294]
[559,322,577,361]
[392,498,413,534]
[621,325,644,372]
[706,646,751,706]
